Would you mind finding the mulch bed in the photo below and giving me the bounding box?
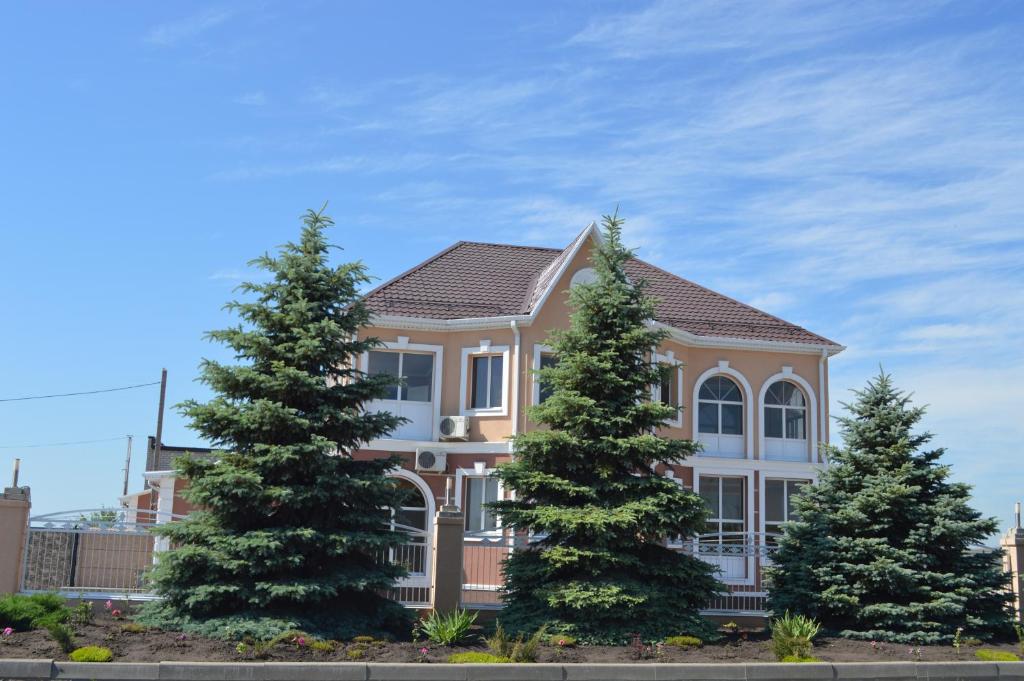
[0,614,1019,663]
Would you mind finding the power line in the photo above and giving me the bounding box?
[0,438,129,448]
[0,381,161,403]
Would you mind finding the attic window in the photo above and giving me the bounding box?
[570,267,597,287]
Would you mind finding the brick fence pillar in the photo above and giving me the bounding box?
[0,486,31,595]
[1002,502,1024,622]
[430,503,464,614]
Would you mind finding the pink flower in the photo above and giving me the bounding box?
[104,600,113,611]
[558,639,566,646]
[419,647,429,655]
[2,627,12,638]
[296,637,306,647]
[111,609,122,618]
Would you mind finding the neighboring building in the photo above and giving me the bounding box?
[120,436,214,522]
[122,222,843,614]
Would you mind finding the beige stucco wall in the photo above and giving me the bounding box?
[0,492,31,594]
[363,234,832,461]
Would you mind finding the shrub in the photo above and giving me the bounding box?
[664,635,703,648]
[771,612,820,661]
[121,622,147,634]
[448,652,510,663]
[975,649,1020,662]
[352,635,375,643]
[346,647,366,660]
[486,621,547,662]
[46,623,76,654]
[781,655,822,663]
[310,639,337,654]
[70,601,93,626]
[69,646,113,662]
[418,609,477,646]
[0,593,70,631]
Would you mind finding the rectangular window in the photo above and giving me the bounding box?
[785,409,805,439]
[368,351,433,402]
[538,353,557,403]
[471,355,504,410]
[657,364,679,408]
[765,479,807,543]
[764,407,783,438]
[699,475,746,542]
[721,403,743,435]
[698,403,719,433]
[464,477,499,532]
[368,351,400,400]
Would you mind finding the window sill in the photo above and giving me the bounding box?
[461,407,508,417]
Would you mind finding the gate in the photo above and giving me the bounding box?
[20,508,183,599]
[382,522,432,608]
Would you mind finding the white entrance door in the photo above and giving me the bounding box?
[367,350,435,441]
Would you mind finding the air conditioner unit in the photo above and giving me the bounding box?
[415,448,447,473]
[439,415,470,441]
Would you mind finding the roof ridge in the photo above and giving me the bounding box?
[457,240,562,252]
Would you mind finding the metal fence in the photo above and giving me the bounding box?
[20,508,182,599]
[457,530,780,615]
[20,509,779,616]
[460,531,519,609]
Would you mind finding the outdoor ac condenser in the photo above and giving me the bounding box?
[414,448,447,473]
[438,415,470,440]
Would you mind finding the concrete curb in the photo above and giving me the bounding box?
[1,660,1021,681]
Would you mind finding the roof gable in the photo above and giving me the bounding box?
[364,226,839,349]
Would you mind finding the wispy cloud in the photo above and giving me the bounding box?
[146,8,234,46]
[234,91,267,107]
[568,0,937,59]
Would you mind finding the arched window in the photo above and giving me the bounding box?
[764,381,806,439]
[390,478,428,575]
[763,381,807,461]
[697,376,744,458]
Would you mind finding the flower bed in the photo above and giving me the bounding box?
[0,616,1020,664]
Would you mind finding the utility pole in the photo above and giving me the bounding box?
[121,435,133,497]
[152,368,167,474]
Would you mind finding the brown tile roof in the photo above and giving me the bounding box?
[364,236,839,348]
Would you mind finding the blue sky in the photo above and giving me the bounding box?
[1,2,1022,534]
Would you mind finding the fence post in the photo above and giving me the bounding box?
[430,502,464,613]
[0,485,31,595]
[1002,502,1024,622]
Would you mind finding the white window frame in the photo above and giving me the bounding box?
[691,361,754,459]
[460,341,511,417]
[652,350,683,428]
[359,339,444,442]
[532,343,554,406]
[758,367,818,463]
[454,465,504,538]
[691,465,756,585]
[759,473,816,540]
[387,468,435,585]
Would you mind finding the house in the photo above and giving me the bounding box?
[123,222,843,616]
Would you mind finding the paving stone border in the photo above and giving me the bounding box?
[0,660,1021,681]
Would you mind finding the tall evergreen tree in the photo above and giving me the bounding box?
[490,212,722,643]
[767,371,1012,643]
[139,207,411,640]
